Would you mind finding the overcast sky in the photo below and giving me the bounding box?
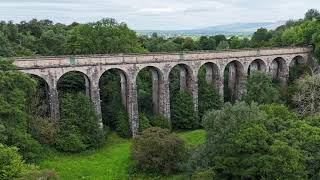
[0,0,319,30]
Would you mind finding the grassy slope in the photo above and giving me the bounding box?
[40,129,206,180]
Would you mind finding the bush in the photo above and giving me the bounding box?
[244,71,280,104]
[149,115,172,130]
[19,168,60,180]
[131,127,186,174]
[55,93,105,152]
[29,117,57,146]
[191,168,216,180]
[139,113,151,132]
[55,132,86,153]
[0,144,25,180]
[171,91,198,130]
[115,106,131,138]
[8,130,43,163]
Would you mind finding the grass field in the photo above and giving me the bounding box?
[40,129,206,180]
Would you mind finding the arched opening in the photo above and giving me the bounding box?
[198,62,222,119]
[224,60,245,102]
[99,69,130,136]
[57,71,90,96]
[269,57,287,83]
[289,56,309,83]
[28,75,50,118]
[169,64,198,130]
[137,66,170,131]
[137,66,162,115]
[248,59,266,75]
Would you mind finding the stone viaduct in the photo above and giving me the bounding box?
[14,46,313,136]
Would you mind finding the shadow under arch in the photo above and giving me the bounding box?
[98,68,129,129]
[224,60,245,102]
[57,70,91,95]
[270,57,288,84]
[248,59,267,75]
[136,66,164,115]
[28,74,51,118]
[197,62,222,119]
[288,55,310,84]
[169,63,198,129]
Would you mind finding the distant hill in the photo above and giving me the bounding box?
[136,21,285,37]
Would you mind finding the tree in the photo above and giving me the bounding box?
[55,93,105,152]
[0,144,25,180]
[244,71,280,104]
[131,127,186,174]
[171,91,198,129]
[292,73,320,116]
[192,102,307,179]
[198,68,222,120]
[216,40,229,50]
[251,28,272,47]
[305,9,320,20]
[0,60,42,163]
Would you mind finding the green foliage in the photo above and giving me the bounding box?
[198,69,222,120]
[0,144,25,180]
[149,115,172,130]
[251,28,272,47]
[216,40,229,50]
[29,117,57,146]
[19,168,60,180]
[131,127,186,174]
[171,91,198,130]
[99,70,123,129]
[139,113,151,132]
[193,102,308,179]
[191,168,215,180]
[244,71,280,104]
[115,106,131,138]
[55,93,105,152]
[0,59,42,163]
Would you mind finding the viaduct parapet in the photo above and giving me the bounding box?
[14,46,313,136]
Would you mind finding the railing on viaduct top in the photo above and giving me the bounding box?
[13,46,313,69]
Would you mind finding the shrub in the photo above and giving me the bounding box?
[0,144,25,180]
[244,71,280,104]
[149,115,172,130]
[115,106,131,138]
[191,168,216,180]
[8,130,43,163]
[139,113,151,132]
[55,132,86,153]
[131,127,186,174]
[29,117,57,146]
[171,91,198,130]
[55,93,105,152]
[19,168,60,180]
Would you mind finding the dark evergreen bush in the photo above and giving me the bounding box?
[131,127,186,174]
[55,93,105,152]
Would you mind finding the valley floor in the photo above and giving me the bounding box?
[40,130,205,180]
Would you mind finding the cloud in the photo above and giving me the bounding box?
[0,0,319,30]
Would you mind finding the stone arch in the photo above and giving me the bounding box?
[290,55,306,67]
[288,55,309,83]
[269,57,288,83]
[248,59,267,75]
[136,66,164,115]
[198,62,221,89]
[29,74,51,118]
[98,68,129,128]
[57,70,91,96]
[224,60,245,102]
[169,63,195,92]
